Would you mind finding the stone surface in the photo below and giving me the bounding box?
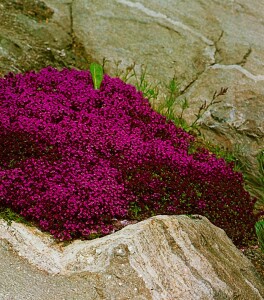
[0,215,264,299]
[0,0,90,75]
[0,239,104,300]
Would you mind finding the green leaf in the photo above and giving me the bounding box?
[255,219,264,252]
[90,63,103,89]
[181,98,189,110]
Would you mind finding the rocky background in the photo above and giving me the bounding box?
[1,0,263,212]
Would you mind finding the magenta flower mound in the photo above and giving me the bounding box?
[0,67,257,245]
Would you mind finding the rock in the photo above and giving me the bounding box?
[0,0,90,74]
[0,215,263,299]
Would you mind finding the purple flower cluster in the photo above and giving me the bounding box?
[0,67,257,245]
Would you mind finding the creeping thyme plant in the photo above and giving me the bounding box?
[0,66,259,246]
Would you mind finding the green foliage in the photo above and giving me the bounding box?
[112,61,159,102]
[188,139,249,173]
[90,62,103,89]
[129,202,142,219]
[109,60,228,136]
[0,207,31,226]
[239,149,264,217]
[155,78,180,122]
[132,65,160,102]
[255,219,264,252]
[86,232,102,240]
[160,83,228,136]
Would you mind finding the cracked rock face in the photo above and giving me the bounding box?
[0,1,263,200]
[0,215,264,300]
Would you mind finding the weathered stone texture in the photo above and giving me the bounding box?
[0,0,89,75]
[1,215,263,299]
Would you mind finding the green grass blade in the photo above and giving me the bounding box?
[90,63,103,89]
[255,219,264,252]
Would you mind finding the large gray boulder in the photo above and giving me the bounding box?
[0,215,263,299]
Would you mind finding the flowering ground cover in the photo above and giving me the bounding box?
[0,67,258,246]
